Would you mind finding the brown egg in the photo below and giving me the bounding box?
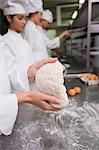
[94,74,98,80]
[89,75,96,80]
[68,89,76,96]
[74,87,81,94]
[94,76,98,80]
[92,74,97,77]
[86,74,92,79]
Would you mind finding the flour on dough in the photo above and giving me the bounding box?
[36,60,69,108]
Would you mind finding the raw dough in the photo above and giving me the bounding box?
[36,60,69,108]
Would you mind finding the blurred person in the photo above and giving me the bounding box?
[3,0,44,90]
[38,9,71,56]
[23,0,49,62]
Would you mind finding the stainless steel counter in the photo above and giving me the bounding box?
[0,78,99,150]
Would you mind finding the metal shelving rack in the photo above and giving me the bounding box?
[87,0,99,68]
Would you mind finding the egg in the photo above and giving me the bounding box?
[89,75,95,80]
[94,74,98,80]
[74,87,81,94]
[86,74,98,80]
[86,74,92,79]
[94,76,98,80]
[68,89,76,96]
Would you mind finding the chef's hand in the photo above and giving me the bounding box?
[27,57,58,80]
[17,91,63,111]
[29,91,64,111]
[59,30,71,40]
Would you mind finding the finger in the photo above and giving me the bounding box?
[51,107,64,112]
[42,57,58,64]
[65,30,71,34]
[37,57,58,69]
[67,29,71,32]
[41,101,63,111]
[49,105,64,111]
[39,100,55,110]
[43,94,61,104]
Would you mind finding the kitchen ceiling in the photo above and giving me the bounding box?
[0,0,86,28]
[44,0,79,8]
[43,0,80,28]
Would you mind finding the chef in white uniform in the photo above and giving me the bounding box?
[23,0,49,63]
[3,0,42,91]
[38,9,71,54]
[2,0,35,91]
[0,35,63,136]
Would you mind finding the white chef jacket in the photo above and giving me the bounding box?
[37,26,60,51]
[3,29,34,92]
[0,36,18,135]
[23,20,49,63]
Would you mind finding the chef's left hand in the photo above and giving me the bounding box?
[27,57,58,80]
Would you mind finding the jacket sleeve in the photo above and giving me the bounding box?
[9,64,30,93]
[46,37,60,49]
[0,94,18,136]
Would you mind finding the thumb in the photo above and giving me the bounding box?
[42,57,58,64]
[36,57,58,69]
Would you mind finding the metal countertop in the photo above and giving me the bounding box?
[0,78,99,150]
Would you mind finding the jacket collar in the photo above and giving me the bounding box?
[28,20,37,28]
[8,29,22,39]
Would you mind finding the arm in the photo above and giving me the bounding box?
[46,30,71,50]
[17,91,63,111]
[59,30,71,40]
[46,37,60,49]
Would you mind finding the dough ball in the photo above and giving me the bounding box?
[36,61,69,108]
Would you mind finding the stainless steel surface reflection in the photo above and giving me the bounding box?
[0,78,99,150]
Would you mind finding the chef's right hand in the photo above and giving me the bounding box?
[17,91,64,111]
[59,30,71,39]
[28,91,64,111]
